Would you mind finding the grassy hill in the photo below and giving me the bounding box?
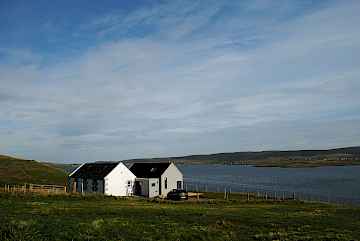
[125,146,360,167]
[0,155,67,185]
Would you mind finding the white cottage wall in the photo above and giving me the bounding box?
[160,163,183,197]
[104,162,136,196]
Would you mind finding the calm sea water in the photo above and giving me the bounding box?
[178,164,360,204]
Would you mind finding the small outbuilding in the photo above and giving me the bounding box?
[68,162,136,196]
[130,162,183,198]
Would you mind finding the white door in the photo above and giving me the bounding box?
[126,180,133,196]
[149,180,159,198]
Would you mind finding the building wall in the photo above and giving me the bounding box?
[75,178,82,192]
[104,162,136,196]
[135,178,149,197]
[68,164,84,193]
[84,179,104,193]
[134,178,159,198]
[160,163,183,197]
[74,178,104,194]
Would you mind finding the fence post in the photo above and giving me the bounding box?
[224,187,227,200]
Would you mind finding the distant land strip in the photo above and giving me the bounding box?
[124,146,360,168]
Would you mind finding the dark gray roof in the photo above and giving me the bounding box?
[70,162,119,179]
[130,162,171,178]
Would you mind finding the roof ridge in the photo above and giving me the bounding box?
[129,162,171,178]
[69,162,120,179]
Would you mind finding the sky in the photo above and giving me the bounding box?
[0,0,359,163]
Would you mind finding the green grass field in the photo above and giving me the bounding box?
[1,192,359,241]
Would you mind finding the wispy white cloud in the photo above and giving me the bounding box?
[0,0,359,162]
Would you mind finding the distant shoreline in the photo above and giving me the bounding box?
[124,146,360,168]
[177,161,360,168]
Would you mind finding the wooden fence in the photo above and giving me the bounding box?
[1,183,67,194]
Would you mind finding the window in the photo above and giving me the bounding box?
[177,181,182,189]
[92,180,98,192]
[76,179,81,191]
[151,183,156,187]
[127,181,131,187]
[164,178,167,189]
[83,179,88,191]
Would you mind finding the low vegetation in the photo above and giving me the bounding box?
[0,155,67,185]
[0,192,359,241]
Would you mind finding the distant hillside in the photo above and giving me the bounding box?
[125,146,360,167]
[0,155,67,185]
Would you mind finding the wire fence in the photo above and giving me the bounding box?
[1,181,358,206]
[1,183,67,195]
[184,180,360,205]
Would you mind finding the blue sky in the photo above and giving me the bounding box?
[0,0,359,163]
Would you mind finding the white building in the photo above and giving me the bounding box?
[68,162,136,196]
[129,162,183,198]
